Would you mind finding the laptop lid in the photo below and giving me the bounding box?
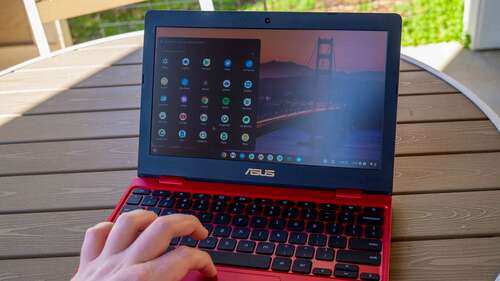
[138,11,401,194]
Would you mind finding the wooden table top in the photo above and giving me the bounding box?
[0,33,499,281]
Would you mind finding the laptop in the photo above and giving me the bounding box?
[109,11,401,281]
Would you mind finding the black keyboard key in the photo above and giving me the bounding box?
[132,188,150,195]
[213,194,231,201]
[319,210,336,222]
[246,204,262,215]
[202,223,213,235]
[198,212,212,223]
[256,242,275,255]
[122,205,140,213]
[180,236,197,247]
[292,259,312,274]
[295,246,314,259]
[170,236,180,245]
[228,203,245,214]
[152,190,170,197]
[315,247,334,261]
[206,251,271,269]
[345,224,363,237]
[360,272,380,281]
[175,198,191,209]
[313,268,332,276]
[193,193,211,200]
[301,208,317,220]
[234,196,252,203]
[250,229,269,241]
[192,200,209,211]
[338,211,355,223]
[269,218,285,230]
[319,203,337,210]
[337,250,381,265]
[328,235,347,248]
[217,238,236,251]
[297,201,316,208]
[271,257,291,272]
[173,191,190,198]
[231,227,250,239]
[276,200,295,206]
[289,232,307,244]
[364,207,384,214]
[365,225,383,238]
[232,215,249,227]
[214,213,231,225]
[160,208,177,216]
[211,201,227,212]
[270,230,288,243]
[126,194,142,205]
[282,207,299,219]
[334,269,358,279]
[349,238,382,252]
[198,237,218,249]
[287,220,304,231]
[250,216,268,228]
[308,233,327,246]
[336,263,359,272]
[213,225,231,237]
[306,221,324,233]
[158,197,174,208]
[147,207,161,215]
[342,205,361,212]
[326,223,343,235]
[276,244,295,257]
[254,198,273,205]
[358,214,384,225]
[263,205,281,217]
[236,240,256,253]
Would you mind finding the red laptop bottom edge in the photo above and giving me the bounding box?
[108,177,393,281]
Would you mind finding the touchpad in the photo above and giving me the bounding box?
[217,270,281,281]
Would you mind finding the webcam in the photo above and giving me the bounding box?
[264,17,271,24]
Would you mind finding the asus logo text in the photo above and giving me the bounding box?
[245,168,275,178]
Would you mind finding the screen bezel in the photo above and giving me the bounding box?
[139,11,401,194]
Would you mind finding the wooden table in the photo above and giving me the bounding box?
[0,33,499,281]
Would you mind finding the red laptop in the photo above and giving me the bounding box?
[109,11,401,281]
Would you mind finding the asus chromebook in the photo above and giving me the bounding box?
[109,11,401,281]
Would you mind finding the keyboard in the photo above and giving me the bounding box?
[121,187,385,281]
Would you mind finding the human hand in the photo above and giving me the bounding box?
[72,210,217,281]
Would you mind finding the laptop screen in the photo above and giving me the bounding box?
[151,27,388,170]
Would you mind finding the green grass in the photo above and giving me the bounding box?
[68,0,464,47]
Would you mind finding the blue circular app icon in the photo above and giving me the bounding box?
[243,80,253,89]
[223,58,232,68]
[239,153,246,160]
[181,57,190,66]
[178,129,187,138]
[222,79,231,88]
[244,59,254,68]
[180,78,189,87]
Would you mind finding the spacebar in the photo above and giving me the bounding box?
[206,250,272,269]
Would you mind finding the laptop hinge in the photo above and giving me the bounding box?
[336,188,364,199]
[158,176,185,186]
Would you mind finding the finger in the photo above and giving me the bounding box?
[79,222,113,267]
[101,209,157,256]
[145,246,217,280]
[126,214,208,262]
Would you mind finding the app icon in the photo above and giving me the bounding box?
[202,80,209,87]
[220,132,229,141]
[201,96,209,105]
[202,58,211,67]
[322,158,328,164]
[158,128,166,137]
[220,114,230,124]
[221,152,227,158]
[158,111,167,120]
[244,59,254,68]
[159,95,168,103]
[160,77,168,86]
[241,133,250,142]
[243,98,252,107]
[199,113,208,122]
[180,95,188,104]
[180,78,189,87]
[179,112,187,121]
[178,129,187,138]
[258,154,265,160]
[243,80,253,89]
[242,115,251,125]
[223,58,232,68]
[222,97,231,106]
[267,154,274,161]
[239,153,246,160]
[276,155,284,162]
[296,156,303,163]
[287,156,293,161]
[181,57,190,66]
[230,152,236,159]
[199,131,207,140]
[161,57,168,65]
[222,79,231,88]
[248,153,255,160]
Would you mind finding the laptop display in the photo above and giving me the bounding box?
[150,28,388,170]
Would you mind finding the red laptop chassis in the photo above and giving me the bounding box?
[109,176,392,281]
